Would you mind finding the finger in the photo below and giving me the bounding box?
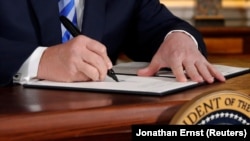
[207,64,226,82]
[172,65,188,82]
[137,61,160,76]
[166,53,188,82]
[184,64,204,83]
[80,49,108,81]
[194,62,215,83]
[76,60,100,81]
[71,72,91,82]
[86,40,113,69]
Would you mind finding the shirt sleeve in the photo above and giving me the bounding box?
[165,30,198,48]
[13,47,47,84]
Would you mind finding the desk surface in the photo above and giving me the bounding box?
[198,26,250,37]
[0,55,250,141]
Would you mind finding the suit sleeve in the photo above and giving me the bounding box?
[122,0,207,62]
[0,38,37,86]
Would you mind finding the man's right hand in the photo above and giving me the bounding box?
[37,35,112,82]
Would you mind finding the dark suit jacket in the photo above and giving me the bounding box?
[0,0,206,86]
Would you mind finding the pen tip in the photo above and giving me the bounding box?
[114,77,119,82]
[108,69,119,82]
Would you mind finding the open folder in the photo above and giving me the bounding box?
[23,62,250,96]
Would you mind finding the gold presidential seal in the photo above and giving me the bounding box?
[170,90,250,125]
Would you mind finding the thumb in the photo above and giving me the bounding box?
[137,62,160,76]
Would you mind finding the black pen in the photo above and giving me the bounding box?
[59,16,119,82]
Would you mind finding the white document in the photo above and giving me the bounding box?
[23,62,250,96]
[113,62,176,77]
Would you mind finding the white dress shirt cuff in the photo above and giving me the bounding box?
[165,30,198,47]
[13,47,47,84]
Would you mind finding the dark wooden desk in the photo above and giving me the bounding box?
[197,26,250,54]
[0,55,250,141]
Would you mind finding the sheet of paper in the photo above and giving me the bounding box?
[113,62,250,78]
[113,62,176,77]
[23,62,250,96]
[213,64,249,76]
[25,75,197,95]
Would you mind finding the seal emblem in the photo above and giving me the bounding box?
[170,90,250,125]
